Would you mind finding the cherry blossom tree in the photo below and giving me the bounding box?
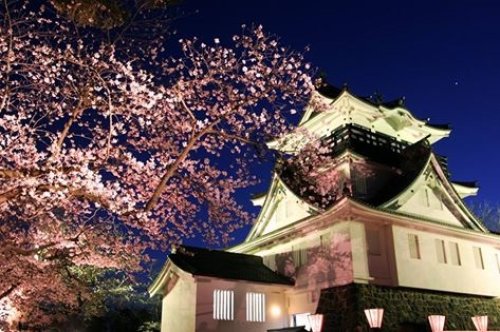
[468,201,500,233]
[278,138,347,208]
[0,1,313,329]
[276,133,373,209]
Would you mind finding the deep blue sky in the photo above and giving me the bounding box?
[172,0,500,245]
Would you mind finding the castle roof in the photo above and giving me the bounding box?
[269,83,452,153]
[245,83,486,241]
[149,246,294,296]
[316,83,452,131]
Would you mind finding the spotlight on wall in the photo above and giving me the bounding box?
[270,305,281,317]
[428,315,445,332]
[308,314,324,332]
[471,315,488,332]
[364,308,384,330]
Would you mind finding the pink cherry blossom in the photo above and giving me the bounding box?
[0,1,314,329]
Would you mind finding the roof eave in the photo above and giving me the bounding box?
[148,259,174,297]
[452,182,479,198]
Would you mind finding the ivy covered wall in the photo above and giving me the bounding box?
[316,284,500,332]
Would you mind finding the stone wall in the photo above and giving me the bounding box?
[316,284,500,332]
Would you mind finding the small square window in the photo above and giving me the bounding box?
[246,292,266,322]
[408,234,421,259]
[473,247,485,270]
[213,290,234,320]
[435,239,447,264]
[449,242,461,266]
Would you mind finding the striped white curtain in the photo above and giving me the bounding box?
[246,292,266,322]
[213,290,234,320]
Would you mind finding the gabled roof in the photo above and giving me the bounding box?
[379,153,487,232]
[160,246,293,286]
[231,197,499,256]
[246,173,317,241]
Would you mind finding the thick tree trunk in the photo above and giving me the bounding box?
[0,282,19,301]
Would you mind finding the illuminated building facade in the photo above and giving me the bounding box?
[150,84,500,332]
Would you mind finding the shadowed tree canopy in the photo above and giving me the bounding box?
[50,0,180,29]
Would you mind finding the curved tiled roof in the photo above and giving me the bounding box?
[277,125,432,208]
[315,82,452,132]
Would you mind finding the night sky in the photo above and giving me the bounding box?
[172,0,500,246]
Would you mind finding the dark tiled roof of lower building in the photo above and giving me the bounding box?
[169,246,294,286]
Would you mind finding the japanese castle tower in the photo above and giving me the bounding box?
[150,83,500,332]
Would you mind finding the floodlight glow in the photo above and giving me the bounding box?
[270,305,281,317]
[428,315,445,332]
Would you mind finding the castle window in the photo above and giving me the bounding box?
[473,247,485,270]
[300,248,308,266]
[408,234,421,259]
[435,239,447,264]
[320,232,331,248]
[213,290,234,320]
[246,292,266,322]
[354,174,367,195]
[367,229,382,256]
[292,245,308,267]
[292,246,300,266]
[449,242,461,266]
[421,189,430,207]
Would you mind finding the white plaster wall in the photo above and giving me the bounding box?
[161,276,197,332]
[364,223,397,285]
[397,184,464,228]
[255,221,355,315]
[194,278,288,332]
[393,225,500,296]
[349,221,370,283]
[262,190,312,235]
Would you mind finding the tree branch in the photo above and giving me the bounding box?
[208,129,260,147]
[178,95,196,123]
[0,282,19,301]
[52,98,87,159]
[0,187,20,205]
[145,123,218,212]
[0,0,13,113]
